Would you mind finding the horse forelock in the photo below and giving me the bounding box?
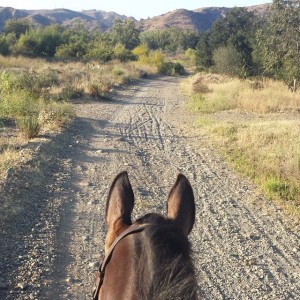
[133,213,198,300]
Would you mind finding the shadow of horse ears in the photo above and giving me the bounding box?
[105,171,135,228]
[167,174,195,236]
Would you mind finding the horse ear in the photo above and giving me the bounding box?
[167,174,195,236]
[106,171,134,232]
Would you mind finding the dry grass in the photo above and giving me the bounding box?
[0,56,157,179]
[185,73,300,219]
[185,73,300,114]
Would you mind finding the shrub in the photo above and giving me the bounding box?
[86,82,112,98]
[0,36,10,56]
[212,46,244,77]
[12,70,59,97]
[58,86,84,100]
[113,43,133,62]
[16,115,41,139]
[159,62,185,76]
[85,41,113,62]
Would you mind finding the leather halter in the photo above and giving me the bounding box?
[92,224,149,300]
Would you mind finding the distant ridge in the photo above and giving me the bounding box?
[0,4,271,32]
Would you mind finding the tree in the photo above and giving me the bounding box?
[3,18,32,38]
[195,8,257,74]
[195,32,213,69]
[111,19,140,50]
[257,0,300,91]
[16,25,66,57]
[0,35,10,55]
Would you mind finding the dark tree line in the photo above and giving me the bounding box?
[195,2,300,91]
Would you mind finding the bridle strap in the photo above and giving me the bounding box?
[92,224,149,300]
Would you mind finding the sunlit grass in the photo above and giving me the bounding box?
[185,73,300,220]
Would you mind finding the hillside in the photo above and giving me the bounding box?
[0,7,129,32]
[0,4,271,33]
[138,7,231,31]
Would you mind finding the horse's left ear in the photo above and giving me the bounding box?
[167,174,195,235]
[105,171,134,249]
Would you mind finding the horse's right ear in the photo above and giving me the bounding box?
[167,174,195,236]
[105,172,134,249]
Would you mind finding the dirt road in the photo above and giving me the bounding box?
[0,76,299,299]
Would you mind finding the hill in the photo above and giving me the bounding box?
[0,4,271,33]
[0,7,129,32]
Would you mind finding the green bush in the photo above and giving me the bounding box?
[159,62,185,76]
[0,36,10,56]
[13,71,59,97]
[0,90,41,118]
[85,41,113,62]
[212,46,244,77]
[113,43,133,62]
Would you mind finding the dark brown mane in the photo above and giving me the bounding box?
[133,213,198,300]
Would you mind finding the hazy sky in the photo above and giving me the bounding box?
[0,1,271,19]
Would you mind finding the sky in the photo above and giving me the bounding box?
[0,1,271,19]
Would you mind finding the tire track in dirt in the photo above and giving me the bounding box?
[1,76,299,299]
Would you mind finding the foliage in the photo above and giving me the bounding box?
[159,62,185,76]
[15,25,67,57]
[256,0,300,91]
[195,33,213,69]
[132,44,150,60]
[140,28,199,52]
[184,48,197,66]
[0,36,10,56]
[111,19,140,50]
[132,44,165,68]
[3,18,32,38]
[195,8,256,76]
[212,46,245,77]
[185,73,300,215]
[85,39,113,61]
[113,43,133,62]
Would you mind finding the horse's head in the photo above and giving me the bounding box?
[94,171,197,300]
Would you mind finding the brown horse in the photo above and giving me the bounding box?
[93,171,198,300]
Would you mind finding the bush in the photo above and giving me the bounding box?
[212,46,244,77]
[87,82,112,98]
[113,43,133,62]
[16,115,41,139]
[0,90,41,118]
[85,41,113,62]
[159,62,185,76]
[0,36,10,56]
[13,71,59,97]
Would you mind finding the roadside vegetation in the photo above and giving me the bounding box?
[184,73,300,219]
[0,56,159,178]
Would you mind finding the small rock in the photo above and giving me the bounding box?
[66,277,75,284]
[82,235,89,242]
[89,261,100,269]
[17,282,28,290]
